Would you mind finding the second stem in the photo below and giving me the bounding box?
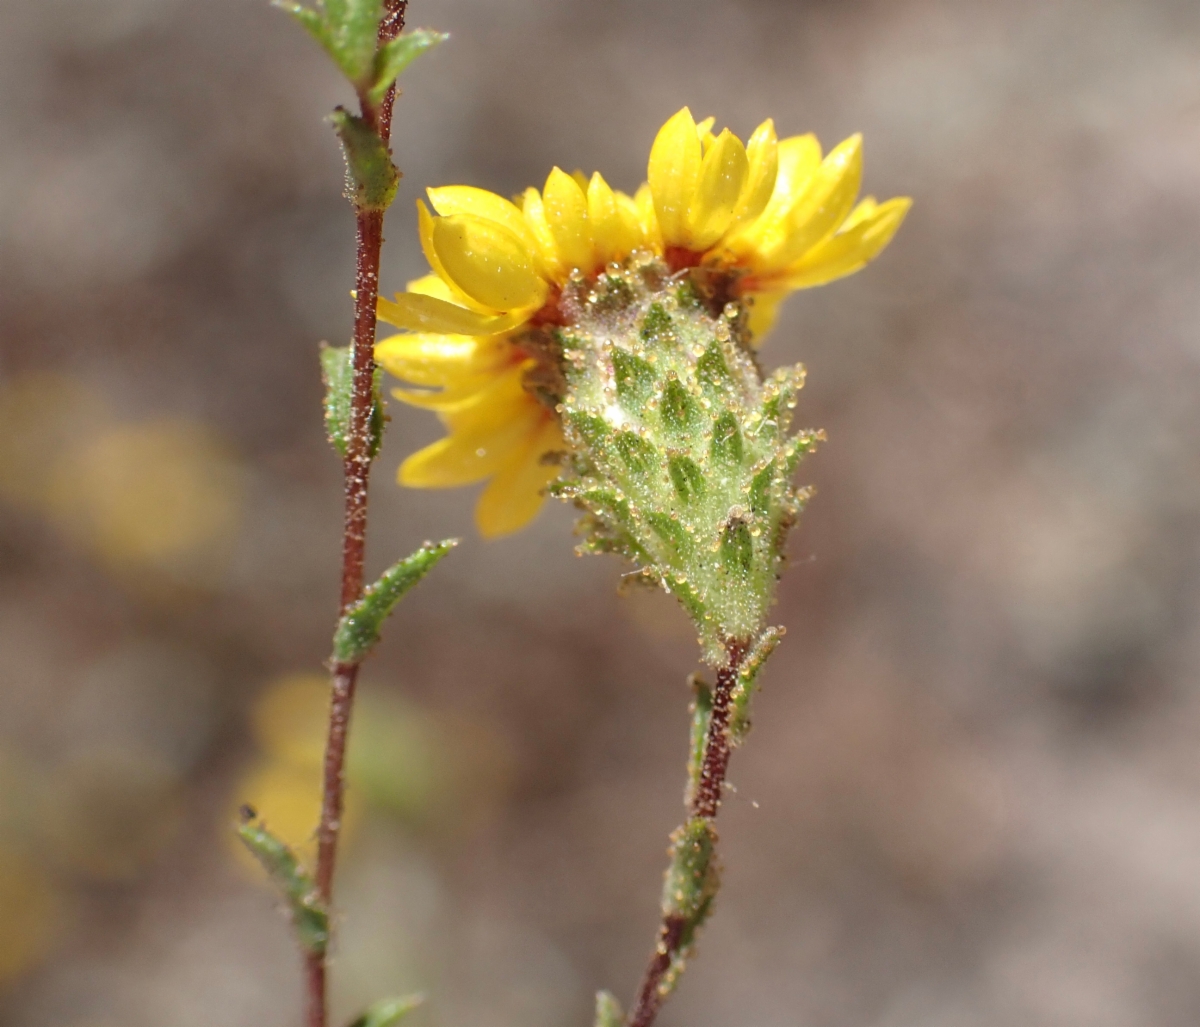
[626,641,748,1027]
[307,3,407,1024]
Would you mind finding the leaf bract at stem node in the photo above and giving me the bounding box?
[332,539,458,663]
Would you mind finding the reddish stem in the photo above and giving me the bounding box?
[626,916,687,1027]
[626,641,748,1027]
[690,641,746,821]
[306,5,407,1027]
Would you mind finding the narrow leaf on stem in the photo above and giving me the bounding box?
[274,0,383,88]
[654,817,720,996]
[662,817,719,931]
[329,107,401,212]
[369,29,449,105]
[347,994,425,1027]
[332,539,458,663]
[274,1,333,55]
[729,626,784,744]
[685,673,712,805]
[321,343,386,459]
[236,811,329,955]
[334,0,386,86]
[593,991,623,1027]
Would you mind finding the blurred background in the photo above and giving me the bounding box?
[2,0,1199,1024]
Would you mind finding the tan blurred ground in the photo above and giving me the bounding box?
[1,0,1200,1025]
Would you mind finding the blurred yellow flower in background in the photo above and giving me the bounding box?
[231,674,515,880]
[0,846,61,986]
[41,747,183,883]
[377,108,909,536]
[46,420,244,577]
[0,373,245,582]
[233,674,365,870]
[0,373,112,509]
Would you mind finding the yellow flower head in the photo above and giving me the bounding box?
[375,169,651,537]
[646,107,912,339]
[376,109,910,537]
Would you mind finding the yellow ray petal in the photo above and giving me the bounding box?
[400,367,540,487]
[475,418,565,537]
[725,133,821,258]
[374,333,511,387]
[377,292,526,336]
[648,107,702,246]
[588,172,639,266]
[745,288,788,347]
[687,127,749,250]
[519,186,563,278]
[399,408,541,488]
[727,118,778,234]
[439,360,533,432]
[406,273,456,302]
[633,182,663,252]
[390,375,498,410]
[695,116,716,142]
[416,201,497,314]
[763,134,863,269]
[542,167,594,273]
[427,186,544,270]
[780,196,911,290]
[841,195,879,231]
[586,172,618,266]
[615,190,648,254]
[430,213,549,312]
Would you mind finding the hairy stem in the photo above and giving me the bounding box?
[691,642,745,821]
[626,641,748,1027]
[308,4,408,1026]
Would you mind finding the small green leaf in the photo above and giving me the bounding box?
[333,540,457,663]
[709,410,743,465]
[575,487,643,541]
[696,339,732,394]
[686,674,713,801]
[729,626,784,744]
[640,302,675,343]
[667,455,705,504]
[593,991,623,1027]
[274,1,333,52]
[675,279,703,310]
[663,572,708,629]
[329,107,400,211]
[613,430,659,476]
[612,348,657,407]
[369,29,449,105]
[347,994,425,1027]
[565,411,614,453]
[662,817,719,927]
[236,813,328,954]
[597,274,636,310]
[719,520,753,575]
[336,0,386,85]
[784,429,823,475]
[646,512,693,560]
[274,0,382,87]
[660,376,701,439]
[320,343,386,459]
[748,459,775,516]
[756,366,806,440]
